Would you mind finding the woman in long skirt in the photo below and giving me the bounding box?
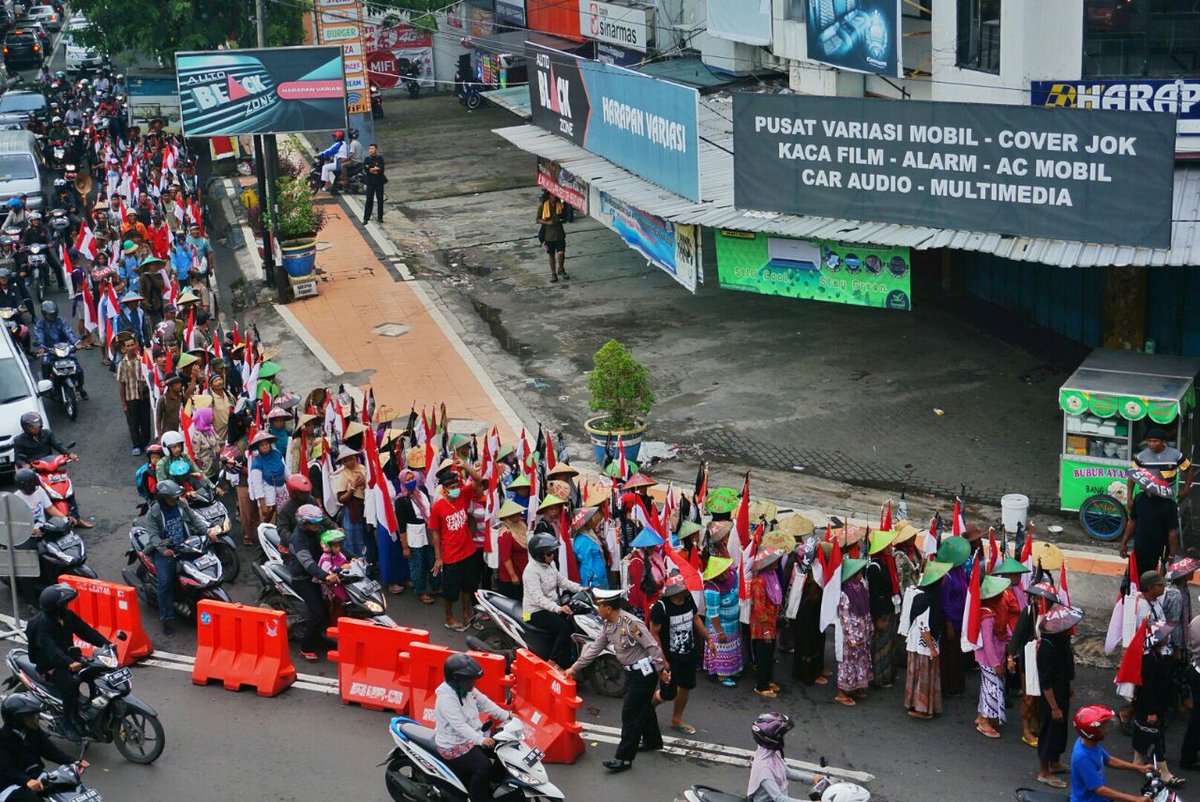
[974,575,1012,738]
[702,557,743,686]
[835,559,873,705]
[904,563,949,719]
[936,539,971,696]
[792,560,828,685]
[866,532,900,688]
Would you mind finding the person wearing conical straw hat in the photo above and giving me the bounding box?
[749,548,786,698]
[572,504,609,590]
[495,500,529,601]
[936,535,971,697]
[904,561,951,719]
[865,529,900,689]
[890,520,925,592]
[701,556,743,686]
[975,575,1013,740]
[835,557,873,706]
[627,527,668,622]
[791,540,833,687]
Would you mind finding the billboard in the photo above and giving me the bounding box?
[176,47,347,136]
[315,0,371,115]
[528,43,701,201]
[715,229,911,310]
[1032,79,1200,147]
[733,93,1177,249]
[804,0,901,77]
[496,0,526,25]
[366,23,433,89]
[538,157,588,213]
[579,1,652,53]
[594,190,700,293]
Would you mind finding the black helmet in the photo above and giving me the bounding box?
[527,532,559,562]
[14,467,38,493]
[19,411,42,431]
[40,516,71,537]
[40,300,57,318]
[348,127,359,139]
[1,692,44,729]
[443,653,484,692]
[39,582,77,614]
[155,479,183,501]
[751,712,794,751]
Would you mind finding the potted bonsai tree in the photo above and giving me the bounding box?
[584,339,654,465]
[272,175,326,279]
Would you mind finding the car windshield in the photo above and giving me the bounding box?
[0,155,37,180]
[0,358,29,404]
[0,94,44,112]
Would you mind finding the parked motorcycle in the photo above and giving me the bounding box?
[456,76,483,110]
[370,81,384,118]
[40,340,82,420]
[30,515,96,585]
[22,762,105,801]
[384,716,563,802]
[29,452,77,521]
[465,588,624,697]
[4,637,166,764]
[121,525,232,621]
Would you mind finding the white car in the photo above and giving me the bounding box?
[0,327,50,476]
[63,29,104,73]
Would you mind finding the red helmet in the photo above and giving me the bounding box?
[1074,705,1115,741]
[286,474,312,494]
[332,130,345,140]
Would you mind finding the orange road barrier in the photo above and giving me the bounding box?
[407,641,512,727]
[509,649,584,764]
[61,575,153,666]
[327,618,430,712]
[191,600,296,697]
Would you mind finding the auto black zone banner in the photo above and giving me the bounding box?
[733,93,1177,249]
[176,46,347,136]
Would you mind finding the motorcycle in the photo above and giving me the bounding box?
[455,70,483,110]
[397,61,421,100]
[1015,755,1181,802]
[41,341,82,420]
[254,523,395,637]
[682,758,871,802]
[29,515,96,585]
[370,81,384,117]
[121,525,233,621]
[0,302,31,352]
[48,139,70,172]
[384,716,563,802]
[164,460,240,582]
[307,155,365,195]
[465,588,624,697]
[24,242,50,306]
[4,637,166,764]
[29,452,77,521]
[20,762,105,801]
[48,208,71,249]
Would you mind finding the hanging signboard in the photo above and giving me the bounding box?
[537,157,588,213]
[804,0,902,77]
[594,190,699,292]
[315,0,371,115]
[579,1,652,53]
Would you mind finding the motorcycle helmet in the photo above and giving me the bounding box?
[821,784,871,802]
[286,474,312,494]
[0,236,11,250]
[39,582,77,614]
[331,129,345,140]
[5,197,19,208]
[168,459,191,478]
[1,692,45,729]
[297,504,325,525]
[146,444,165,457]
[348,128,359,139]
[26,210,41,222]
[19,411,42,431]
[1074,705,1116,741]
[40,516,71,537]
[443,652,484,692]
[160,431,185,449]
[116,73,124,81]
[0,268,10,281]
[527,533,559,562]
[14,467,38,493]
[155,479,183,501]
[751,712,794,751]
[320,529,345,547]
[51,115,61,124]
[53,70,65,80]
[40,300,57,319]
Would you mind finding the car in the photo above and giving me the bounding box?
[0,89,47,128]
[0,319,51,478]
[1,29,42,69]
[21,5,59,32]
[0,130,48,210]
[63,30,104,73]
[13,20,48,46]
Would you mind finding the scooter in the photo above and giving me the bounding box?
[466,588,624,697]
[682,760,871,802]
[397,61,420,100]
[384,716,563,802]
[29,452,78,521]
[24,242,50,305]
[456,74,483,110]
[23,762,105,801]
[1015,757,1181,802]
[165,461,241,582]
[121,525,233,620]
[4,636,166,764]
[29,515,96,585]
[41,341,82,420]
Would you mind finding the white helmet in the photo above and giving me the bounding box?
[823,783,871,802]
[161,431,185,448]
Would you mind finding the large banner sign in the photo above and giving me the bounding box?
[715,229,911,310]
[176,47,347,136]
[315,0,371,115]
[733,93,1177,248]
[804,0,901,77]
[366,23,434,89]
[579,0,652,53]
[528,43,701,201]
[594,190,700,293]
[1032,79,1200,147]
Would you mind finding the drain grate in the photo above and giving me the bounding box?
[371,323,411,338]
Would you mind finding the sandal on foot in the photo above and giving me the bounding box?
[670,722,696,735]
[907,710,933,719]
[1021,735,1039,747]
[1036,777,1067,789]
[813,676,829,685]
[976,724,1001,739]
[719,677,736,688]
[835,694,856,707]
[420,594,436,605]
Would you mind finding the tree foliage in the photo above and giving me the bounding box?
[587,339,654,431]
[69,0,305,66]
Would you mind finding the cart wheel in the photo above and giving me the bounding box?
[1079,494,1128,541]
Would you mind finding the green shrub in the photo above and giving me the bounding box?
[587,339,654,431]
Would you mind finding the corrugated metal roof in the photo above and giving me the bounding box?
[493,98,1200,268]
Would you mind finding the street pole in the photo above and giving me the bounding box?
[255,0,286,300]
[253,134,270,284]
[4,495,18,636]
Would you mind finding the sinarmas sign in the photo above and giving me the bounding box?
[733,94,1177,248]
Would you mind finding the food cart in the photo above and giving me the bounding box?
[1059,349,1200,539]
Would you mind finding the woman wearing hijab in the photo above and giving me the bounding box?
[936,535,971,697]
[750,548,786,698]
[703,556,743,687]
[627,527,668,622]
[792,540,831,686]
[495,500,529,601]
[865,530,900,688]
[904,561,950,719]
[835,558,873,706]
[188,406,222,481]
[397,464,437,605]
[975,575,1012,739]
[247,431,287,523]
[572,505,609,590]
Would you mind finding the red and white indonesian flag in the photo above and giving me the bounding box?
[960,558,983,653]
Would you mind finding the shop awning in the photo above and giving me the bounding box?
[482,86,530,117]
[1058,350,1200,422]
[492,96,1200,268]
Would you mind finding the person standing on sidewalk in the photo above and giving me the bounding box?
[115,337,152,456]
[362,144,386,225]
[536,191,568,283]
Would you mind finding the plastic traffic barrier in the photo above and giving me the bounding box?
[61,575,153,667]
[510,648,583,764]
[407,641,512,727]
[191,600,295,697]
[326,618,430,712]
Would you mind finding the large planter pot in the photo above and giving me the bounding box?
[280,237,317,278]
[584,416,645,466]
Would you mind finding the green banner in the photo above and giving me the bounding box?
[714,230,912,310]
[1060,457,1128,511]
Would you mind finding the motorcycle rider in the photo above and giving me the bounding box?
[13,413,82,533]
[522,532,585,668]
[433,652,513,802]
[22,212,63,292]
[156,430,214,493]
[26,584,110,741]
[14,467,55,528]
[46,116,67,149]
[285,504,340,661]
[317,130,347,192]
[0,693,85,801]
[3,196,27,230]
[0,268,31,351]
[1070,705,1153,802]
[113,73,127,96]
[275,474,332,542]
[33,300,87,399]
[142,479,219,636]
[341,128,363,185]
[746,712,830,802]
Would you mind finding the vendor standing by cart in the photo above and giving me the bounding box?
[1127,427,1194,507]
[1121,427,1189,572]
